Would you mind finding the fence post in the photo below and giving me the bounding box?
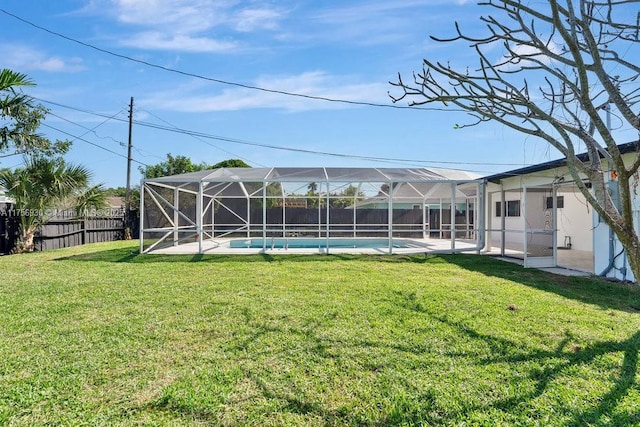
[82,213,87,245]
[0,211,7,254]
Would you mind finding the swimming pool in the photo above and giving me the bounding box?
[228,237,410,249]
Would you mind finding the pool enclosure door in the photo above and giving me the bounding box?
[523,185,557,268]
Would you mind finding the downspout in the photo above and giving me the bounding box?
[599,179,623,278]
[598,100,627,280]
[599,225,616,277]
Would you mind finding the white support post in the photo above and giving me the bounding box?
[263,182,267,251]
[325,181,330,253]
[388,182,393,255]
[282,191,286,238]
[173,187,179,246]
[246,195,251,239]
[478,181,486,253]
[439,198,443,239]
[353,181,363,239]
[317,195,321,238]
[353,192,357,238]
[485,192,492,253]
[197,181,203,254]
[552,185,558,266]
[500,185,506,256]
[465,198,470,239]
[522,187,528,261]
[139,181,145,254]
[422,200,427,239]
[451,183,456,252]
[212,198,217,237]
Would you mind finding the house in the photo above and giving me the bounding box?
[0,189,15,215]
[483,141,639,282]
[106,196,125,209]
[139,155,638,283]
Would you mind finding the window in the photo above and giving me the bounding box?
[496,200,520,217]
[507,200,520,217]
[545,195,564,209]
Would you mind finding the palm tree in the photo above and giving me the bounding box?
[0,68,34,115]
[1,69,36,153]
[0,157,106,252]
[0,69,69,158]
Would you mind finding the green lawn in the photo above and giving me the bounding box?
[1,241,639,426]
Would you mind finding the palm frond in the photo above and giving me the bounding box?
[0,69,35,92]
[75,184,107,216]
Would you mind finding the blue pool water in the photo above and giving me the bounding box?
[229,237,408,249]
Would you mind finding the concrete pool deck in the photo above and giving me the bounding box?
[145,237,483,255]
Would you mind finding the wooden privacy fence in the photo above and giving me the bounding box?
[209,207,430,238]
[201,207,474,239]
[0,206,139,254]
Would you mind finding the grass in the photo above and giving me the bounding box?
[1,241,639,426]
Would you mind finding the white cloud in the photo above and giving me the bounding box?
[102,0,285,52]
[1,44,85,72]
[320,1,430,20]
[139,71,389,112]
[111,0,224,31]
[233,7,283,32]
[120,32,237,53]
[276,0,458,48]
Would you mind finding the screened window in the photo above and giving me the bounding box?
[507,200,520,217]
[497,200,520,217]
[545,196,564,209]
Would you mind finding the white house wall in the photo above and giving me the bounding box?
[555,186,592,252]
[486,149,640,281]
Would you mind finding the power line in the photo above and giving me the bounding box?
[139,109,265,167]
[41,123,149,166]
[35,96,533,169]
[47,106,163,160]
[130,120,529,169]
[47,110,127,147]
[131,146,165,161]
[0,8,461,112]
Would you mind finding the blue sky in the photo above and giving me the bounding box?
[1,0,582,188]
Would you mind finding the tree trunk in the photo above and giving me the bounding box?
[20,227,36,253]
[612,224,640,282]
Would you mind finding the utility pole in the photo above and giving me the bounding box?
[125,97,134,240]
[125,97,134,207]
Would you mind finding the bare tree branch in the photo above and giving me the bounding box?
[390,0,640,281]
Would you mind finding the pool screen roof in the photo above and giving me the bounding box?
[145,166,480,183]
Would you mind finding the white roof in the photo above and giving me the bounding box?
[146,166,481,183]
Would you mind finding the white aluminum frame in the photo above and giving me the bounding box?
[140,167,485,255]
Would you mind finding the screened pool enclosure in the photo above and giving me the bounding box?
[140,167,485,254]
